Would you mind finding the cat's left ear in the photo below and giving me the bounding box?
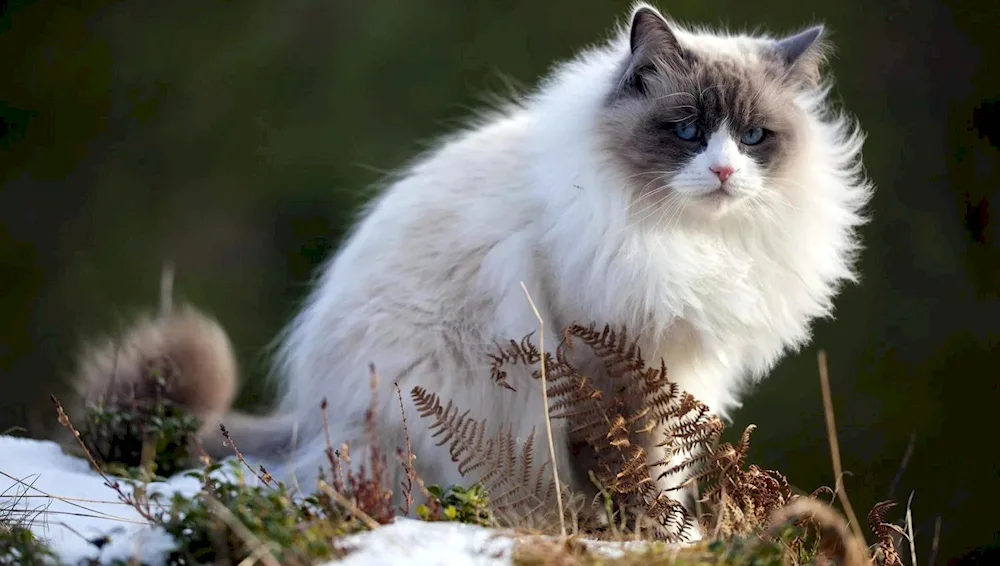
[613,6,687,99]
[773,25,829,88]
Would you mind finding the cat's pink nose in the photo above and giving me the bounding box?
[710,165,735,182]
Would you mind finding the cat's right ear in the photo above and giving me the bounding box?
[616,5,685,98]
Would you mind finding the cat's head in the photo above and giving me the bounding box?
[600,3,832,221]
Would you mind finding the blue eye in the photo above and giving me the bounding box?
[740,127,766,145]
[673,122,700,141]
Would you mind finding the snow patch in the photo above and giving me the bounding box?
[0,435,684,565]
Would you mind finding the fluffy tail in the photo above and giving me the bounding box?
[69,303,297,462]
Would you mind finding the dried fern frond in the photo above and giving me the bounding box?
[410,386,557,519]
[417,321,803,544]
[480,323,728,541]
[562,323,647,378]
[869,500,905,566]
[487,333,542,391]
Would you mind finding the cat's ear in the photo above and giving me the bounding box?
[773,25,829,88]
[617,6,686,98]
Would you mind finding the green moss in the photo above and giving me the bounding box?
[416,484,492,527]
[0,523,58,566]
[68,377,372,565]
[116,461,367,566]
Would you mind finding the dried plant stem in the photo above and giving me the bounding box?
[887,431,916,499]
[50,395,157,523]
[928,514,941,566]
[817,350,864,542]
[0,470,143,524]
[519,281,566,537]
[905,490,917,566]
[202,496,281,566]
[394,381,416,516]
[316,482,382,530]
[159,261,174,317]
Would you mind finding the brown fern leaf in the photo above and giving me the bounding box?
[811,485,837,502]
[565,323,647,378]
[417,322,790,543]
[487,333,543,391]
[515,324,716,540]
[644,491,690,531]
[690,426,793,538]
[674,416,725,454]
[410,386,558,520]
[655,447,721,481]
[411,388,483,464]
[547,375,604,418]
[658,402,716,444]
[734,424,757,458]
[477,424,514,492]
[869,500,905,566]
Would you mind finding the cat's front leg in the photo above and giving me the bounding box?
[643,430,707,542]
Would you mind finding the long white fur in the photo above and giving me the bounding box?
[244,2,872,520]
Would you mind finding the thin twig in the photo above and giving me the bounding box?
[928,514,941,566]
[817,350,864,542]
[159,261,174,317]
[50,395,157,523]
[202,496,281,566]
[888,431,916,499]
[519,281,566,537]
[9,509,146,524]
[316,482,382,530]
[220,425,273,487]
[905,490,917,566]
[3,494,131,506]
[0,470,145,525]
[394,381,416,516]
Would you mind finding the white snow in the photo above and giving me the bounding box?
[0,434,200,564]
[0,435,683,565]
[334,519,517,566]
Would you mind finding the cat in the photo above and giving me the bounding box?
[73,2,872,534]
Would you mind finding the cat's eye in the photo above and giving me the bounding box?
[740,127,766,145]
[673,122,700,141]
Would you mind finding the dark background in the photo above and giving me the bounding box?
[1,0,997,563]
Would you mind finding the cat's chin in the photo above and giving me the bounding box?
[684,187,745,216]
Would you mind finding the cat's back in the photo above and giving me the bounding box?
[298,108,543,332]
[376,109,539,234]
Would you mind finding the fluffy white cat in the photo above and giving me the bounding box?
[74,1,872,532]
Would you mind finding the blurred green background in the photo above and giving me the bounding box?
[1,0,997,562]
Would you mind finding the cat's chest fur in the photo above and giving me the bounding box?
[542,204,783,338]
[528,199,814,416]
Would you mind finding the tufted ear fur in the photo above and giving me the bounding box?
[772,25,830,88]
[616,6,687,98]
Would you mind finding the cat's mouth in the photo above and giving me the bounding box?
[695,185,745,212]
[701,186,735,200]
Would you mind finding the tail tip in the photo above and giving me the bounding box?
[73,303,239,421]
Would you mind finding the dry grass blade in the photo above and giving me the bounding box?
[159,261,175,317]
[928,515,941,566]
[887,432,915,500]
[0,470,140,524]
[394,381,416,516]
[520,280,566,537]
[905,491,917,566]
[817,350,864,542]
[316,482,382,531]
[202,496,281,566]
